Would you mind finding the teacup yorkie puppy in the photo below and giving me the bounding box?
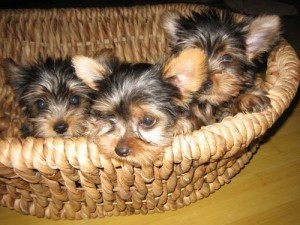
[161,8,282,124]
[72,48,205,165]
[3,57,94,138]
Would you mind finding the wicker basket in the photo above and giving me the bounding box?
[0,3,299,220]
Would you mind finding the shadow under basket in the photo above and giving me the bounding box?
[0,3,299,220]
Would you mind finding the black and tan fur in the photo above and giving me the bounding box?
[161,8,282,124]
[72,49,204,165]
[3,57,94,137]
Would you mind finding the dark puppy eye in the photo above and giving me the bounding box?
[221,54,232,63]
[70,95,80,105]
[140,115,156,128]
[202,79,213,90]
[35,99,47,110]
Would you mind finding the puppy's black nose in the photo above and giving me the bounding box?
[53,122,68,134]
[115,146,130,157]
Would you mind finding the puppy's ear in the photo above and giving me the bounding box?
[72,48,116,90]
[2,58,26,97]
[93,48,117,64]
[246,15,281,60]
[163,48,208,102]
[160,10,182,44]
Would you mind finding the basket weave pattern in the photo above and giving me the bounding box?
[0,4,299,219]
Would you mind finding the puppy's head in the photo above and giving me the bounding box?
[3,57,94,137]
[161,9,281,105]
[73,48,205,165]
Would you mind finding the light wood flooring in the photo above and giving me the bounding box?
[0,102,299,225]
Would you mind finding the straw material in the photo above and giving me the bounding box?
[0,4,299,219]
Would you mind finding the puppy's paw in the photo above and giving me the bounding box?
[237,92,271,113]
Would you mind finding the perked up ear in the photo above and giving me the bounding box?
[246,15,281,60]
[72,48,116,90]
[160,10,182,44]
[163,48,208,102]
[3,58,21,78]
[2,58,26,96]
[72,55,106,90]
[93,48,116,65]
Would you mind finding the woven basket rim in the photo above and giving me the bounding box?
[1,39,299,167]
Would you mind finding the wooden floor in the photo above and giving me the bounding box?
[0,102,299,224]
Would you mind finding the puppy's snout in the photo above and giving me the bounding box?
[115,146,130,157]
[53,122,69,134]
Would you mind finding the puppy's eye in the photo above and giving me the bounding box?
[140,115,156,128]
[221,54,232,63]
[35,100,47,110]
[202,79,213,90]
[70,95,80,105]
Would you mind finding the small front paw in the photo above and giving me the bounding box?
[237,93,271,113]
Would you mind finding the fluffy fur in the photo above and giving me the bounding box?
[72,49,204,165]
[161,8,282,124]
[3,57,94,137]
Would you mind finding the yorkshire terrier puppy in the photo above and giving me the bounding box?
[72,48,204,165]
[161,8,282,124]
[3,57,94,138]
